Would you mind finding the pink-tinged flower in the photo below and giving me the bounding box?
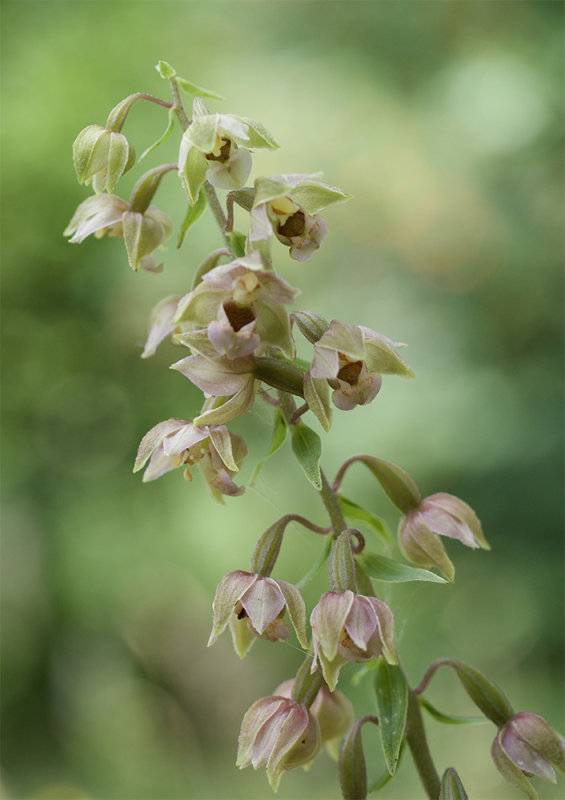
[208,570,308,658]
[237,695,321,790]
[133,418,247,499]
[64,193,173,272]
[399,493,490,582]
[141,295,182,358]
[310,320,413,410]
[492,712,565,798]
[310,591,397,691]
[275,680,353,760]
[248,173,351,263]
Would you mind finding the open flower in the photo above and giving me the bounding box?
[248,173,350,262]
[208,570,308,657]
[399,493,490,582]
[310,590,397,690]
[237,695,321,790]
[133,418,247,498]
[492,712,565,798]
[179,104,278,202]
[275,680,353,760]
[310,319,413,410]
[175,253,299,359]
[64,193,173,272]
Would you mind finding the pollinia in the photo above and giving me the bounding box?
[65,62,564,799]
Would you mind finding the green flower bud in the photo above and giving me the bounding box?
[72,124,135,193]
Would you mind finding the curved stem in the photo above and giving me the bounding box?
[320,469,347,536]
[168,77,191,131]
[203,181,232,249]
[406,690,441,799]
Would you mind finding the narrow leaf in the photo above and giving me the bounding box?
[358,553,448,584]
[419,697,486,726]
[250,409,287,485]
[338,495,392,547]
[138,108,175,163]
[374,659,408,775]
[176,76,223,100]
[291,422,322,489]
[177,188,207,248]
[368,743,405,793]
[227,230,246,258]
[295,535,332,590]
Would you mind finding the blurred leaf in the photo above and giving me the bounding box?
[374,659,408,775]
[419,697,485,726]
[291,422,321,489]
[295,535,332,590]
[358,553,447,584]
[338,495,392,546]
[156,60,176,78]
[250,408,287,485]
[440,767,469,800]
[176,76,223,100]
[177,188,207,248]
[138,107,175,163]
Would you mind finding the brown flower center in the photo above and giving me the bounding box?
[223,300,256,331]
[337,360,363,386]
[278,210,306,238]
[206,139,232,163]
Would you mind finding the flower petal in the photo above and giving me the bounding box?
[241,578,286,635]
[311,591,355,662]
[207,570,258,646]
[275,580,308,649]
[134,418,189,472]
[344,596,378,651]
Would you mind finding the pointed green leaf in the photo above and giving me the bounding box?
[295,535,332,590]
[290,180,352,216]
[177,187,207,248]
[291,422,321,489]
[227,230,247,258]
[358,553,448,584]
[338,495,392,547]
[419,697,485,726]
[176,76,223,100]
[374,659,408,775]
[228,188,256,212]
[156,60,176,79]
[250,409,287,485]
[138,107,175,163]
[303,368,332,432]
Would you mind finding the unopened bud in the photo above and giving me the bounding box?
[439,767,469,800]
[73,124,135,193]
[338,716,379,800]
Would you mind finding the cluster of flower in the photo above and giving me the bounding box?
[65,64,563,798]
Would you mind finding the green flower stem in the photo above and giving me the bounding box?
[405,690,441,799]
[320,469,347,537]
[105,93,174,132]
[254,359,305,398]
[203,180,231,249]
[168,77,191,131]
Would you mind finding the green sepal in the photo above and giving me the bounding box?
[250,408,287,486]
[295,536,332,590]
[357,553,448,584]
[419,697,485,726]
[290,180,352,215]
[138,107,175,164]
[177,187,207,248]
[227,230,247,258]
[303,367,332,432]
[240,117,279,149]
[191,248,231,289]
[338,495,392,547]
[291,422,322,489]
[439,767,469,800]
[374,659,408,775]
[185,114,218,152]
[255,301,295,360]
[180,144,208,204]
[228,187,256,212]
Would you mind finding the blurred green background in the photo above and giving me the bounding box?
[1,1,563,798]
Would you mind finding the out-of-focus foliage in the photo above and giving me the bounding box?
[1,2,562,798]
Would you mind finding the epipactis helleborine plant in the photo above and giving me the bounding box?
[65,61,563,799]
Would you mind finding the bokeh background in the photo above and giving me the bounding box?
[1,1,563,798]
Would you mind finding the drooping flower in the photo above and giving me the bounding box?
[208,570,308,657]
[133,418,247,498]
[275,680,354,760]
[237,695,321,790]
[492,712,565,798]
[310,590,397,690]
[248,173,351,262]
[179,102,278,202]
[310,319,414,410]
[399,493,490,582]
[64,193,173,272]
